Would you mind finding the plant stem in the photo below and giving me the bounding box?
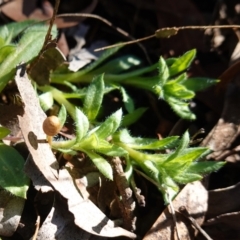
[117,143,148,164]
[38,85,76,120]
[51,139,76,149]
[51,62,158,84]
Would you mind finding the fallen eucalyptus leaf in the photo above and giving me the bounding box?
[15,63,136,239]
[143,181,208,240]
[33,190,95,240]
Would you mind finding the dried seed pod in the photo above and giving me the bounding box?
[42,115,61,136]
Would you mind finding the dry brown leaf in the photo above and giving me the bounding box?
[207,182,240,219]
[201,83,240,161]
[0,186,25,237]
[201,211,240,240]
[15,63,136,239]
[143,181,208,240]
[29,45,66,86]
[205,211,240,230]
[1,0,98,28]
[34,193,94,240]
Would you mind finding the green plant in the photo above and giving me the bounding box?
[0,20,224,204]
[0,127,29,198]
[41,74,224,203]
[0,21,56,198]
[50,48,218,120]
[0,21,57,92]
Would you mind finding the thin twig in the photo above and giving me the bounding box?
[94,34,155,52]
[178,206,213,240]
[175,24,240,30]
[95,24,240,51]
[111,157,136,231]
[28,0,60,74]
[55,13,152,64]
[168,194,181,240]
[130,177,145,207]
[57,13,131,37]
[32,214,41,240]
[42,0,60,51]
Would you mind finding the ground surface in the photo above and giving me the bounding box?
[1,0,240,239]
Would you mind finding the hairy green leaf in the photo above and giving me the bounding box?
[116,129,179,150]
[173,172,202,184]
[168,49,196,76]
[0,25,9,44]
[120,87,135,113]
[169,72,188,84]
[0,20,37,40]
[0,45,16,65]
[165,57,177,66]
[0,24,57,92]
[158,167,179,203]
[164,82,195,100]
[83,74,104,121]
[143,160,160,183]
[58,104,67,128]
[158,56,169,85]
[182,77,219,92]
[95,108,122,139]
[83,150,113,180]
[75,107,89,141]
[96,140,128,157]
[187,161,225,174]
[74,132,99,150]
[39,91,53,111]
[165,131,190,162]
[165,147,210,166]
[165,96,196,120]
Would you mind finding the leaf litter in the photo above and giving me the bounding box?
[1,1,239,239]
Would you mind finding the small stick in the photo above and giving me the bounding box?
[95,24,240,51]
[32,214,41,240]
[111,157,136,231]
[178,206,213,240]
[28,0,60,74]
[42,0,60,51]
[167,194,181,240]
[55,13,152,64]
[130,177,145,207]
